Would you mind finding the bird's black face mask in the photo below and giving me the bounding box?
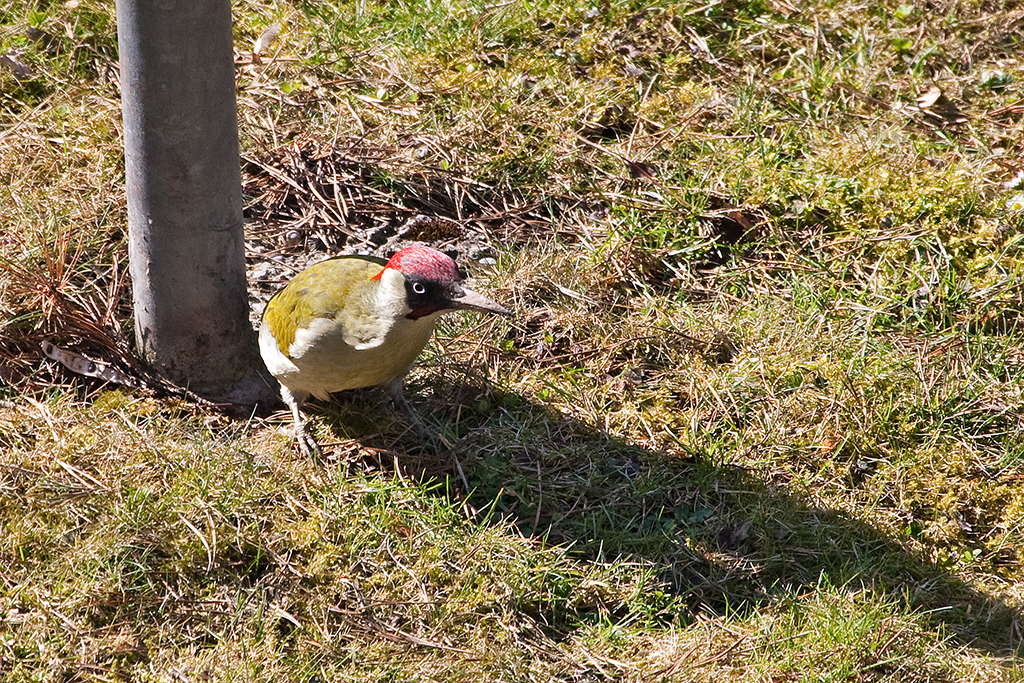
[404,276,462,320]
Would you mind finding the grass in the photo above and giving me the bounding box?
[2,0,1024,680]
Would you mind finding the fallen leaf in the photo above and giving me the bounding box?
[252,22,281,65]
[41,340,142,388]
[1,51,33,80]
[915,85,968,127]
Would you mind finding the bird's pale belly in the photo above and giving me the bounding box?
[273,314,438,400]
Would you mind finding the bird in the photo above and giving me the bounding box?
[259,244,511,456]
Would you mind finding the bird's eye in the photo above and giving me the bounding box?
[412,282,427,295]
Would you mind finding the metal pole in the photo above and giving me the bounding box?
[116,0,271,404]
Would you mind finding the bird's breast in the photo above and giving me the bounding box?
[269,312,438,399]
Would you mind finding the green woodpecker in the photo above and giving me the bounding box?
[259,245,511,455]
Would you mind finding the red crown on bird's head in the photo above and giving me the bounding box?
[375,245,459,283]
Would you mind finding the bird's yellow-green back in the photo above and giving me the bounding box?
[262,255,387,357]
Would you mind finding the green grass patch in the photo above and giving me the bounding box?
[2,0,1024,680]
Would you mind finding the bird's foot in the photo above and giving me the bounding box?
[295,423,323,462]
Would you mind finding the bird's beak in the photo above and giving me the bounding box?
[452,287,512,316]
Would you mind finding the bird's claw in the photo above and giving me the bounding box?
[296,423,323,462]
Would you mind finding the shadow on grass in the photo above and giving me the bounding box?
[321,378,1023,658]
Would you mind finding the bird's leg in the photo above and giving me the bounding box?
[281,387,322,461]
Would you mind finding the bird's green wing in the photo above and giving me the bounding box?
[262,254,388,356]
